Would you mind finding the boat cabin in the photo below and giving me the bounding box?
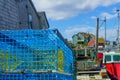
[102,51,120,80]
[103,51,120,64]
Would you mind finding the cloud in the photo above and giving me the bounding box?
[99,27,117,41]
[32,0,120,20]
[64,25,95,40]
[91,12,117,20]
[106,29,117,41]
[91,16,97,19]
[100,12,116,19]
[64,25,117,41]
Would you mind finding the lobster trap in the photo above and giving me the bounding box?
[0,29,74,80]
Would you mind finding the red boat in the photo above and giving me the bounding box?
[102,51,120,80]
[97,51,103,68]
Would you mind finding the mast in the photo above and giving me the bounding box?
[104,17,106,47]
[116,9,120,50]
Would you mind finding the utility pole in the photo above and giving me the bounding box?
[116,9,120,50]
[95,18,99,58]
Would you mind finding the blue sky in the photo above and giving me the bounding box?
[32,0,120,41]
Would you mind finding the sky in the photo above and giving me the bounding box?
[32,0,120,41]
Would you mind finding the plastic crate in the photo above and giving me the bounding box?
[0,29,74,74]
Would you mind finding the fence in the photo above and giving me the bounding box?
[0,29,74,79]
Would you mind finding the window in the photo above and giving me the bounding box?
[113,55,120,61]
[28,14,32,29]
[105,55,111,62]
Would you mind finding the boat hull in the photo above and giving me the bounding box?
[106,63,120,80]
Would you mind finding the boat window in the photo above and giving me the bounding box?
[113,55,120,61]
[105,55,111,62]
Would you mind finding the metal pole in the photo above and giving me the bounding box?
[117,10,120,50]
[95,18,99,59]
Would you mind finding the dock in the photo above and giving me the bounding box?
[77,69,110,80]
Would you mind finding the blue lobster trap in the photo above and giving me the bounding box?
[0,29,74,80]
[0,72,73,80]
